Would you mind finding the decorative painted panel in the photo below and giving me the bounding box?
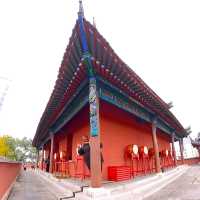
[89,77,99,137]
[97,78,173,136]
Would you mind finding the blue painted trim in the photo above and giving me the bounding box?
[78,16,89,54]
[78,12,100,138]
[39,134,51,149]
[51,82,89,133]
[96,77,174,136]
[96,76,154,114]
[52,79,88,124]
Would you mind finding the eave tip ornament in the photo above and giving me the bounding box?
[93,17,96,28]
[167,101,173,109]
[78,0,84,18]
[185,126,192,135]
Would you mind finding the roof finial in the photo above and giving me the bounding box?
[93,17,96,28]
[78,0,84,18]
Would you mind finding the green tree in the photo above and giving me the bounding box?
[15,137,37,162]
[0,135,10,157]
[0,135,37,162]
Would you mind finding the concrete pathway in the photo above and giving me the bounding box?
[8,170,59,200]
[144,165,200,200]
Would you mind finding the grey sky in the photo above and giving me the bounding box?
[0,0,199,139]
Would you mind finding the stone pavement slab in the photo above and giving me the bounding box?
[144,165,200,200]
[8,170,60,200]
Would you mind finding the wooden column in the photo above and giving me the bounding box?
[171,132,177,166]
[89,77,102,187]
[179,138,184,164]
[198,148,200,160]
[49,133,55,173]
[152,120,161,173]
[41,146,44,170]
[36,149,39,168]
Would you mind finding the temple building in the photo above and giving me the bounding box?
[33,1,190,187]
[175,136,199,160]
[191,133,200,156]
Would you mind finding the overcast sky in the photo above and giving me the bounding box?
[0,0,200,139]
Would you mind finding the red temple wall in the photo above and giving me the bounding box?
[0,162,21,200]
[157,129,171,150]
[54,130,67,160]
[100,101,171,179]
[54,106,90,175]
[51,101,171,180]
[58,105,90,161]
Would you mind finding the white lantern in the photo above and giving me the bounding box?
[43,150,46,159]
[144,146,148,155]
[166,149,169,156]
[60,151,63,159]
[132,145,139,155]
[76,144,81,155]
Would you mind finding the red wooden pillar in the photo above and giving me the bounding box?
[41,147,44,170]
[171,132,177,166]
[152,120,161,173]
[89,77,102,188]
[49,133,55,173]
[179,138,184,164]
[78,0,101,188]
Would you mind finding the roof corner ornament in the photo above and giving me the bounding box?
[167,101,173,109]
[189,136,194,142]
[78,0,84,18]
[93,17,96,28]
[185,126,192,135]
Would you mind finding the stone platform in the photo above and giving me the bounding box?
[75,165,189,200]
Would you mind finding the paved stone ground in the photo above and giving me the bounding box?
[8,165,200,200]
[145,165,200,200]
[8,170,58,200]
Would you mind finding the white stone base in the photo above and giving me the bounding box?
[75,187,142,200]
[75,165,189,200]
[35,166,189,200]
[76,188,111,200]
